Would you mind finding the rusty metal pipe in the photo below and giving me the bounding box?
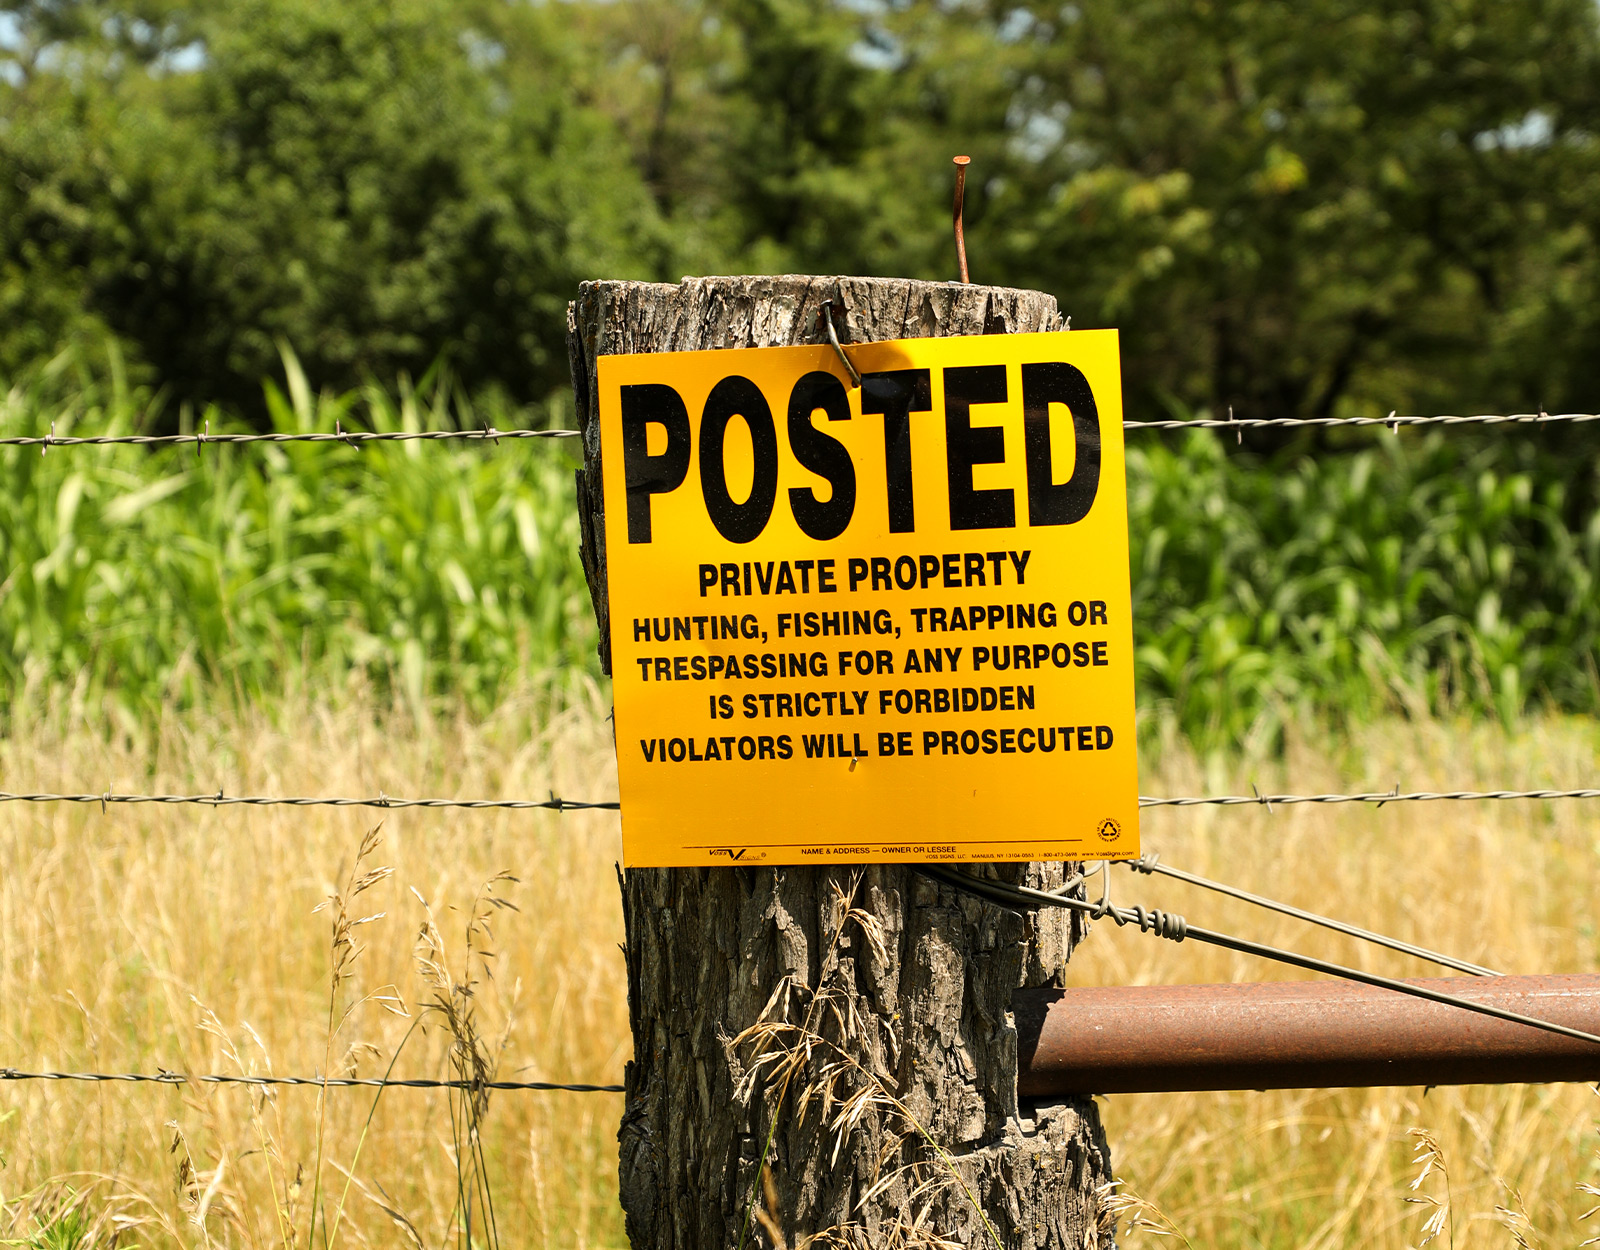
[1015,976,1600,1095]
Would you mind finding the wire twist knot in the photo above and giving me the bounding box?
[1114,904,1187,942]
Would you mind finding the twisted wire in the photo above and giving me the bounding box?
[0,790,618,812]
[9,410,1600,451]
[915,866,1600,1049]
[9,427,578,449]
[0,1067,621,1092]
[1107,902,1188,942]
[1119,852,1498,976]
[1124,410,1600,431]
[1137,787,1600,808]
[0,787,1593,812]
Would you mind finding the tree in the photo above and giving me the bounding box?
[1,0,666,409]
[985,0,1600,422]
[6,0,1600,426]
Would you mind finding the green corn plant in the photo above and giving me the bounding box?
[4,347,1599,748]
[0,344,594,723]
[1127,422,1600,748]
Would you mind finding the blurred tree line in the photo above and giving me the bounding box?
[5,0,1600,732]
[4,0,1600,425]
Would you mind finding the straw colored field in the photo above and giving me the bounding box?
[1,696,1596,1248]
[0,684,628,1248]
[1085,714,1600,1248]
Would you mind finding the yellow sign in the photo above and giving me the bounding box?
[598,330,1139,866]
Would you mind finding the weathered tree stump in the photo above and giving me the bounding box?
[568,276,1111,1250]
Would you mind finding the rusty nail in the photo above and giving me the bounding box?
[952,156,971,284]
[819,300,861,389]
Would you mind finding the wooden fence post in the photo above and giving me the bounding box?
[568,276,1111,1249]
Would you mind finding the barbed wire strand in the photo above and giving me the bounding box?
[915,865,1600,1049]
[2,859,1584,1093]
[1,787,1594,812]
[7,410,1600,452]
[0,790,619,812]
[1115,851,1499,977]
[10,428,578,449]
[1137,787,1600,808]
[0,1068,620,1092]
[1124,410,1600,431]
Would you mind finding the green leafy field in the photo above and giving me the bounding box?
[1128,427,1600,745]
[1,350,593,721]
[5,351,1596,746]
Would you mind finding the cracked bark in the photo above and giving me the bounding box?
[568,275,1112,1250]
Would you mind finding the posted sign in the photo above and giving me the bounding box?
[598,329,1138,866]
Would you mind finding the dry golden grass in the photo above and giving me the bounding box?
[1086,714,1600,1248]
[1,695,1597,1248]
[0,682,628,1248]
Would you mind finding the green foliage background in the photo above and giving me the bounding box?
[4,0,1600,743]
[5,344,1597,748]
[1,349,594,720]
[8,0,1600,418]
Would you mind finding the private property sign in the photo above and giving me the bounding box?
[598,330,1139,866]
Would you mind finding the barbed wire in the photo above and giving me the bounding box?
[2,854,1586,1100]
[9,426,578,449]
[0,790,619,812]
[1124,410,1600,431]
[1,787,1593,812]
[7,410,1600,452]
[0,1067,621,1092]
[1136,787,1600,808]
